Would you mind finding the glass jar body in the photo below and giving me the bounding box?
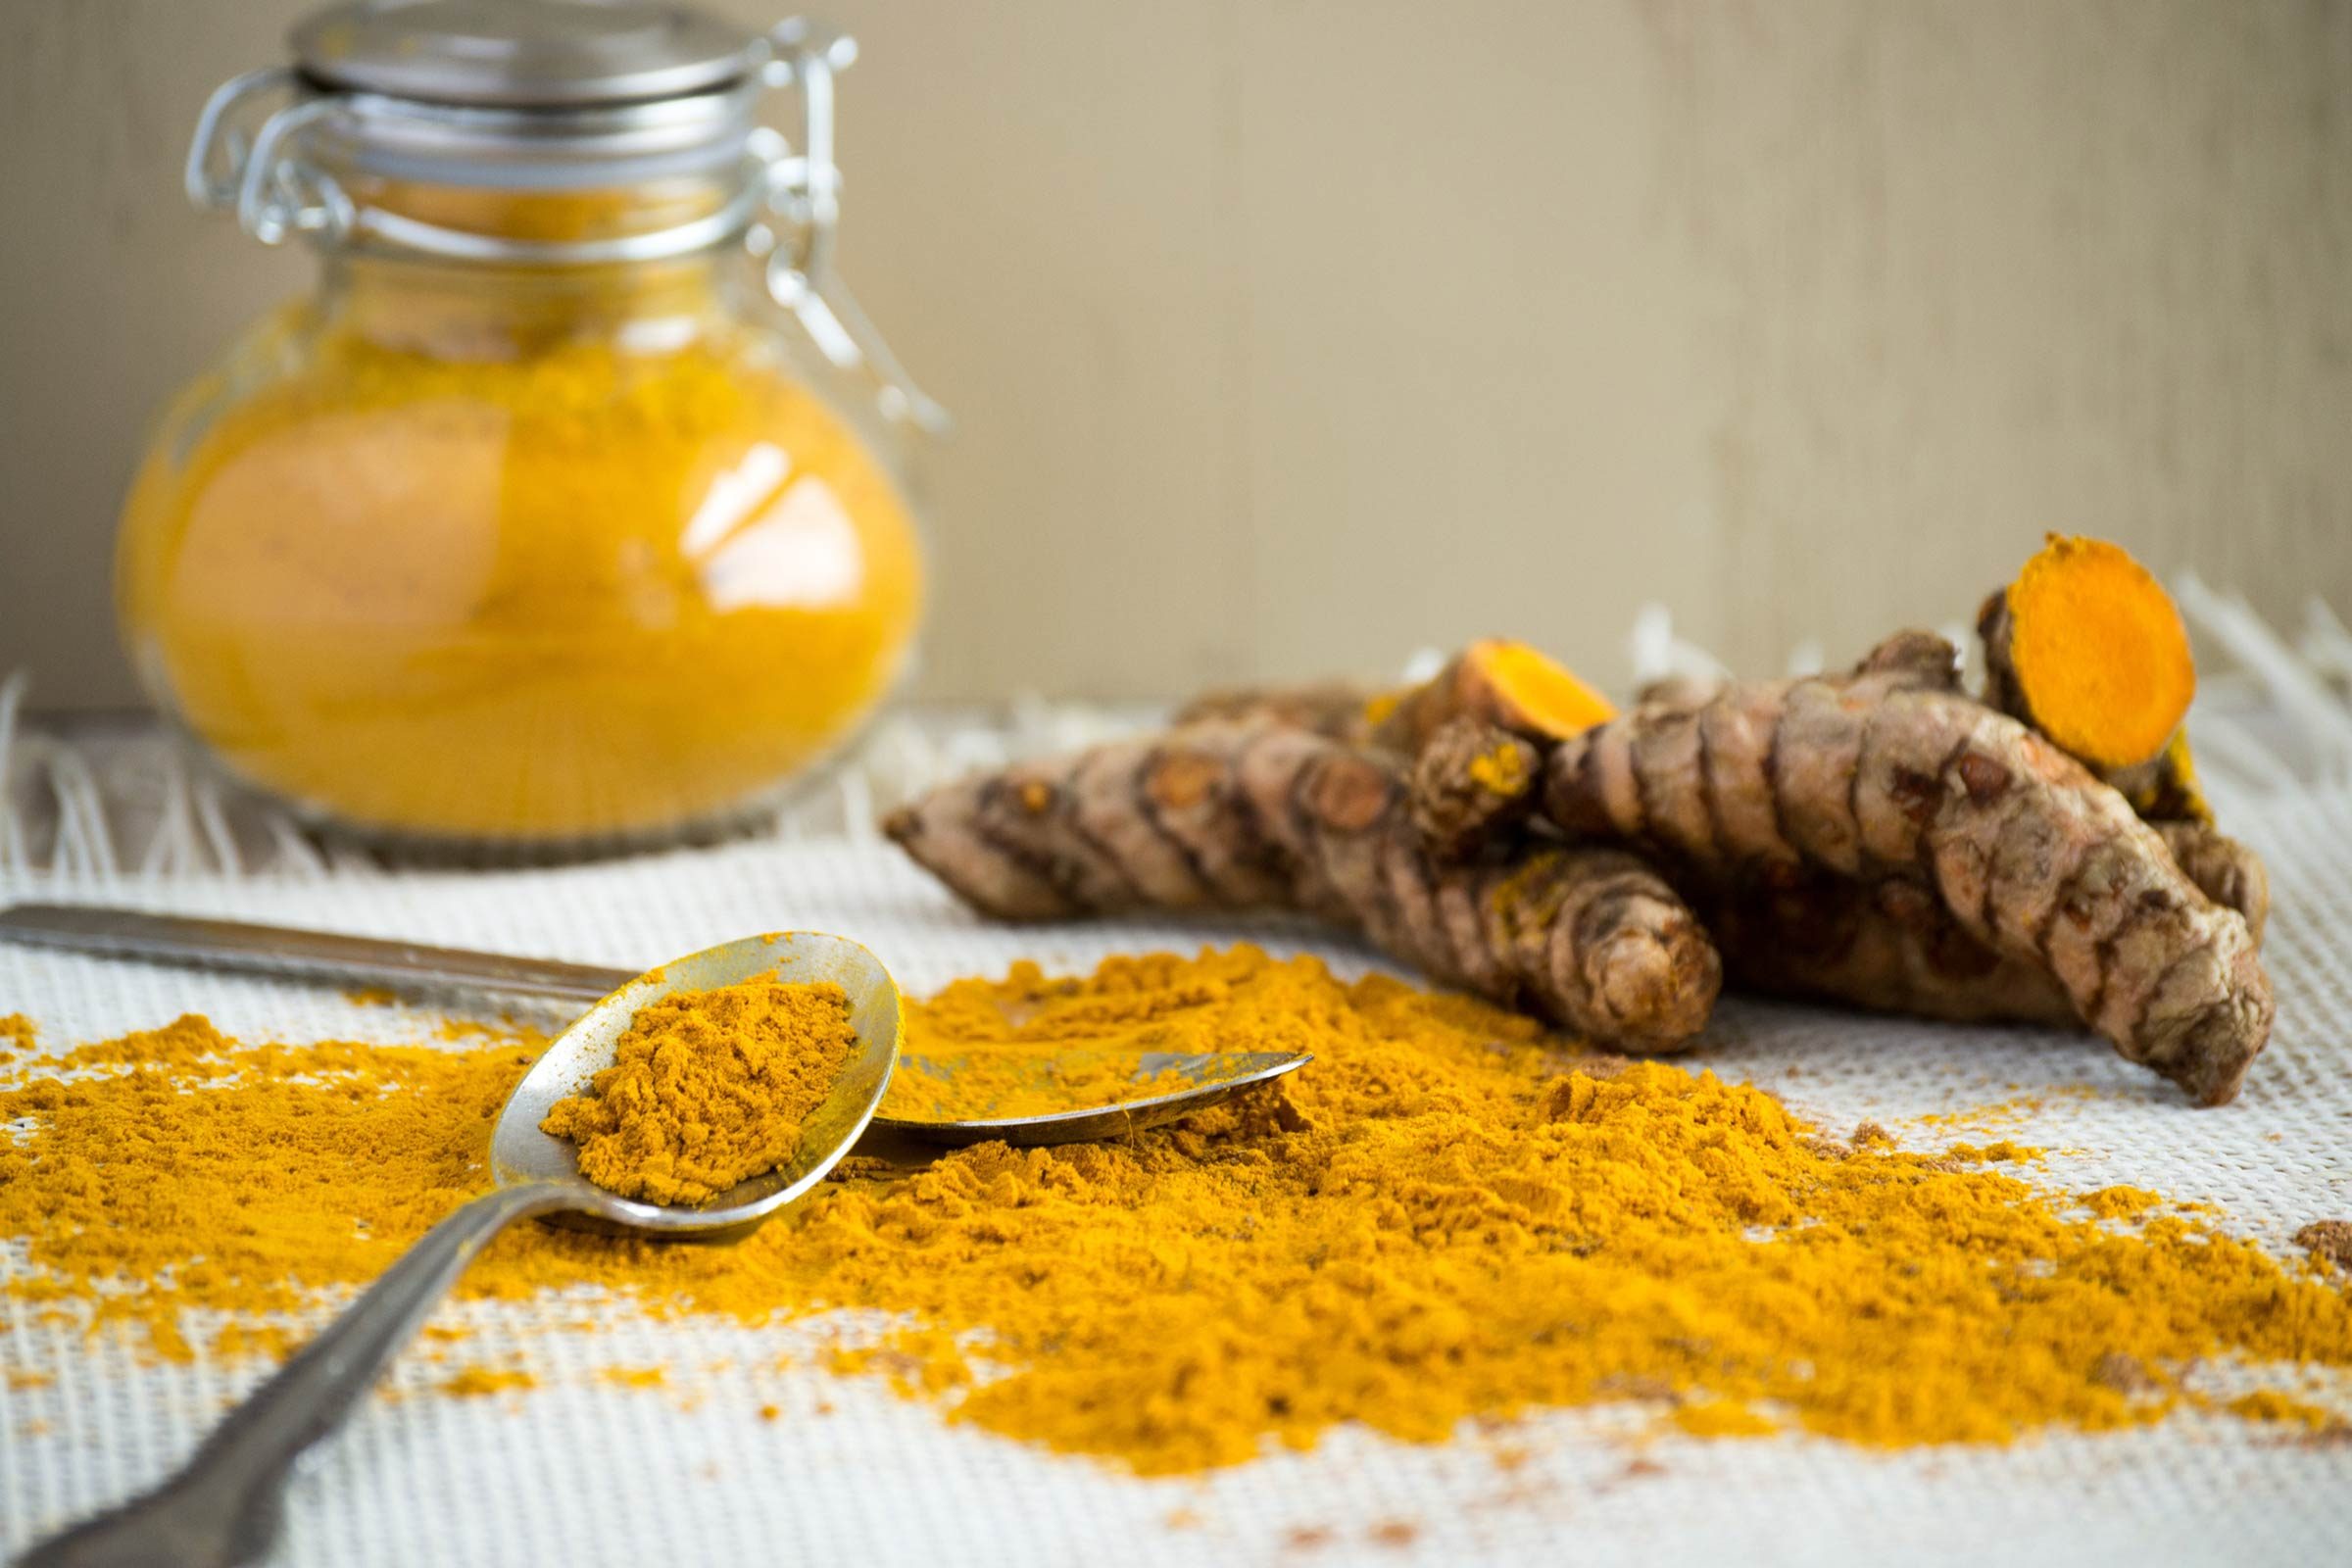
[117,242,925,848]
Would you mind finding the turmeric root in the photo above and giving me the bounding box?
[1177,639,1608,860]
[1694,825,2268,1026]
[885,723,1722,1052]
[1173,638,1615,754]
[1186,647,2085,1028]
[1407,716,1544,858]
[1543,632,2274,1103]
[1979,535,2209,821]
[2120,730,2213,825]
[1636,600,2258,946]
[1701,864,2077,1027]
[1370,639,1616,754]
[1575,655,2079,1026]
[2155,821,2270,943]
[1174,681,1382,741]
[1407,649,2268,1019]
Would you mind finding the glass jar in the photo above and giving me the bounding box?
[118,2,944,849]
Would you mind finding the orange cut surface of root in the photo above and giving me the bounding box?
[2004,536,2195,769]
[1470,639,1618,738]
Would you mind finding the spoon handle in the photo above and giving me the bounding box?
[0,903,634,1003]
[18,1183,580,1568]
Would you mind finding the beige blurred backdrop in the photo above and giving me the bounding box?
[4,0,2348,712]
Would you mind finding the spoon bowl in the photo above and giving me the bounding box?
[875,1049,1309,1148]
[495,931,901,1236]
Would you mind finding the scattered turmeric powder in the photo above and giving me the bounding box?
[1672,1400,1779,1439]
[2083,1187,2167,1221]
[439,1367,536,1398]
[2222,1390,2345,1433]
[2297,1220,2352,1273]
[1943,1140,2041,1164]
[541,979,858,1205]
[600,1367,669,1390]
[4,948,2350,1476]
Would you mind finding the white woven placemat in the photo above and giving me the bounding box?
[3,805,2350,1566]
[7,582,2352,1564]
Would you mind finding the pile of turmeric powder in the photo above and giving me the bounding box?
[4,947,2348,1476]
[542,978,858,1204]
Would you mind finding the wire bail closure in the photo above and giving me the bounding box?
[182,18,949,437]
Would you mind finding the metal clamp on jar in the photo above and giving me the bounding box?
[120,0,944,849]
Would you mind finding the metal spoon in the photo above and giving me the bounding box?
[16,930,903,1568]
[0,903,1312,1145]
[874,1051,1308,1147]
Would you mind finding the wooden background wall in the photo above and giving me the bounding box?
[5,0,2347,710]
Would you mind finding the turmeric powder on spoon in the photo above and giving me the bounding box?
[540,977,858,1205]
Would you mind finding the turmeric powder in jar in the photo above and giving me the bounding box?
[118,3,938,846]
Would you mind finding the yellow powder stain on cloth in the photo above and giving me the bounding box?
[1944,1140,2041,1164]
[1672,1400,1779,1439]
[541,979,857,1205]
[2083,1187,2168,1221]
[2222,1389,2346,1433]
[4,947,2351,1476]
[599,1366,668,1390]
[439,1367,536,1397]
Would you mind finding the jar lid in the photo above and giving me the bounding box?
[190,4,952,433]
[291,0,764,108]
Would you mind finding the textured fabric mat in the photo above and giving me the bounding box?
[4,808,2351,1566]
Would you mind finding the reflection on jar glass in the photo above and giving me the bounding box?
[119,6,940,848]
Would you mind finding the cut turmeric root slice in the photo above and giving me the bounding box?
[1373,638,1617,753]
[1980,535,2196,773]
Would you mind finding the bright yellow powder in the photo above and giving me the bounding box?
[1466,742,1532,797]
[600,1367,669,1390]
[2084,1187,2168,1221]
[4,948,2350,1476]
[541,979,858,1204]
[2223,1389,2345,1433]
[439,1367,536,1397]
